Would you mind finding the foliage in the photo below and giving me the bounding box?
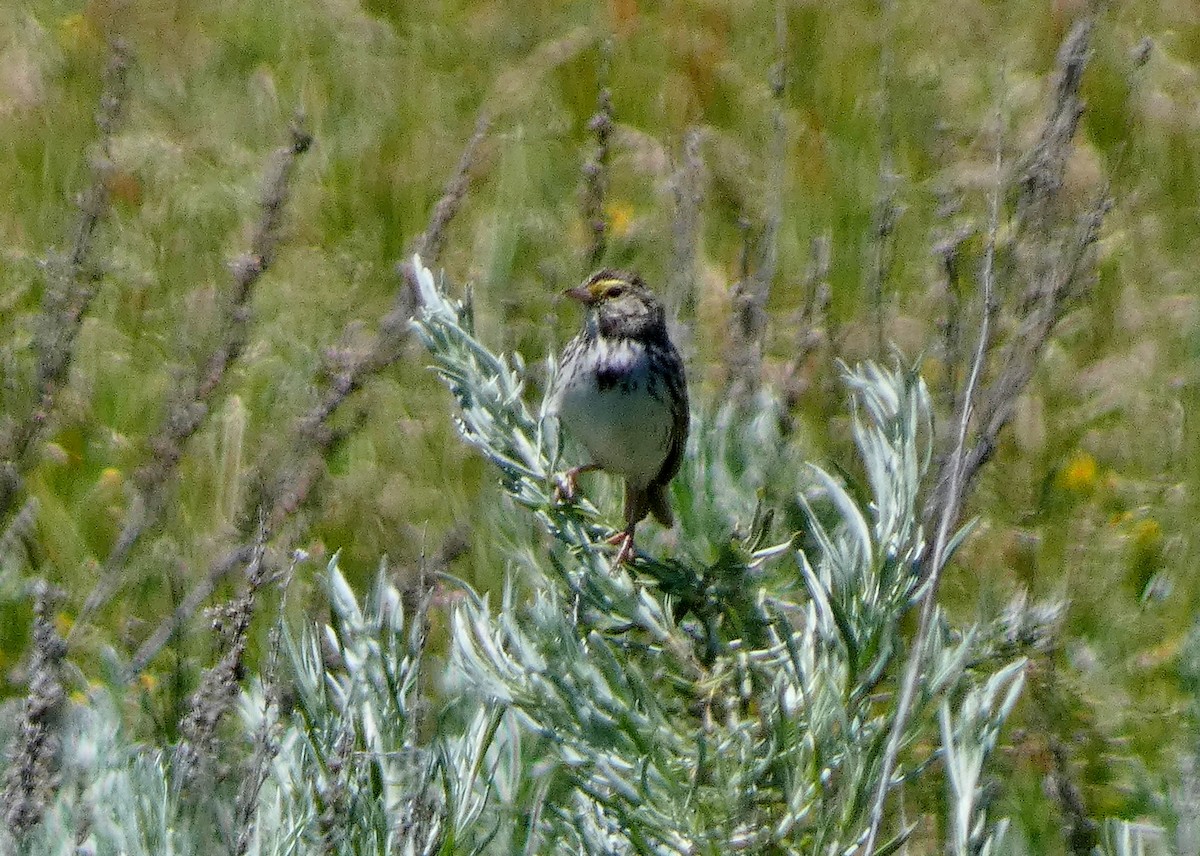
[0,1,1197,852]
[0,257,1051,853]
[409,256,1036,852]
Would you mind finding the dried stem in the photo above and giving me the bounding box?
[394,108,492,342]
[1050,736,1101,854]
[406,526,467,740]
[414,110,492,267]
[667,126,704,319]
[0,498,38,560]
[278,108,492,526]
[581,60,613,269]
[923,19,1106,531]
[232,718,278,856]
[288,108,491,509]
[863,98,1004,856]
[1026,657,1102,854]
[865,19,1108,854]
[868,0,899,360]
[173,521,270,789]
[73,121,312,638]
[125,113,492,683]
[1,582,68,841]
[933,223,974,418]
[231,554,296,856]
[313,728,356,855]
[723,5,788,404]
[202,121,314,395]
[0,41,130,521]
[762,0,787,292]
[940,192,1108,514]
[123,545,255,681]
[725,221,769,403]
[780,233,832,424]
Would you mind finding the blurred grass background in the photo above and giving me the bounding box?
[1,0,1199,849]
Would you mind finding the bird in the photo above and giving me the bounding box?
[550,269,689,564]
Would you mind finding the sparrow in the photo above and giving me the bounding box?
[551,270,689,563]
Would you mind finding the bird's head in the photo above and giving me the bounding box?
[565,269,666,339]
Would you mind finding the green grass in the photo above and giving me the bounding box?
[1,0,1199,851]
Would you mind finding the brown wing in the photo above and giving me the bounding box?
[647,339,688,524]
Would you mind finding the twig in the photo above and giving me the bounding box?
[780,233,832,424]
[922,19,1105,530]
[72,121,312,638]
[0,41,129,521]
[232,552,297,856]
[122,546,254,681]
[723,4,788,404]
[1,581,68,841]
[724,218,767,402]
[173,520,270,788]
[395,108,492,336]
[761,0,787,294]
[862,88,1004,856]
[413,110,492,267]
[932,223,973,418]
[867,0,899,360]
[284,109,492,520]
[406,527,467,740]
[313,729,355,854]
[1050,736,1100,854]
[666,126,704,319]
[1016,19,1091,233]
[309,107,491,465]
[0,498,38,559]
[125,114,492,682]
[865,19,1108,853]
[940,192,1108,514]
[203,121,314,392]
[581,47,613,269]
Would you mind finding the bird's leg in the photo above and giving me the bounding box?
[606,482,649,565]
[606,525,637,565]
[554,463,601,503]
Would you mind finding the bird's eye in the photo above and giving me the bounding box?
[604,284,625,299]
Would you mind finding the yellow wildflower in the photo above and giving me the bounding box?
[1058,450,1097,493]
[605,201,635,238]
[54,612,73,636]
[1132,518,1162,549]
[58,14,100,53]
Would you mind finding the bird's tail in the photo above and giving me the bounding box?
[624,482,674,530]
[645,481,673,527]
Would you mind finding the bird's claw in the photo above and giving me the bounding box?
[550,465,638,565]
[606,530,636,565]
[553,464,599,505]
[553,470,579,504]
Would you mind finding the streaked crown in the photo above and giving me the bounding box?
[565,269,666,340]
[564,269,645,303]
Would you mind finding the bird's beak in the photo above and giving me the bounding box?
[564,276,624,304]
[564,284,596,304]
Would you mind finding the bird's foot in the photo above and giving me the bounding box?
[553,464,600,504]
[606,530,637,565]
